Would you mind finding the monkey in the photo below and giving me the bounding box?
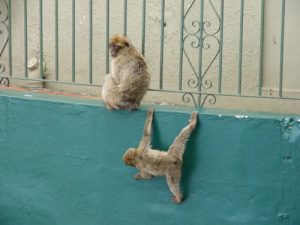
[101,34,150,111]
[123,109,198,204]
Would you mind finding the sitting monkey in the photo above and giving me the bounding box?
[102,34,150,110]
[123,109,198,203]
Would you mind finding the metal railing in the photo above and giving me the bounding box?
[0,0,299,108]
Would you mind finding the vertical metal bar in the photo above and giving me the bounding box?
[123,0,127,36]
[8,0,12,77]
[159,0,165,89]
[279,0,285,98]
[198,0,204,98]
[39,0,44,79]
[55,0,59,81]
[106,0,110,74]
[141,0,146,56]
[178,0,184,90]
[72,0,75,83]
[258,0,265,96]
[218,0,224,94]
[238,0,244,95]
[24,0,28,78]
[89,0,93,84]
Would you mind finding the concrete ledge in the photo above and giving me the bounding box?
[0,91,300,225]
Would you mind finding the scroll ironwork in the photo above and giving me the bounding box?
[182,0,220,107]
[0,0,9,87]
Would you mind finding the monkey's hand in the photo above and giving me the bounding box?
[117,83,130,92]
[189,111,198,129]
[107,74,120,85]
[147,108,154,117]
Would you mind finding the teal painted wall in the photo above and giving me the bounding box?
[0,91,300,225]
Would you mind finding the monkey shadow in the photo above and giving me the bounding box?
[181,122,200,200]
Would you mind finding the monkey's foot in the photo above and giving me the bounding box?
[119,102,138,111]
[134,173,152,180]
[172,195,183,204]
[134,173,142,180]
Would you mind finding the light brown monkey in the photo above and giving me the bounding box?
[101,34,150,110]
[123,109,198,204]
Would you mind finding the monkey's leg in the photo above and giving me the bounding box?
[166,174,183,204]
[167,112,197,160]
[134,171,153,180]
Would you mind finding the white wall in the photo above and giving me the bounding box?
[1,0,299,113]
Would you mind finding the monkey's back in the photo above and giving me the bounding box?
[116,48,150,105]
[136,149,181,176]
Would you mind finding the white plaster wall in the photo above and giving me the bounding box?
[263,0,300,94]
[1,0,299,113]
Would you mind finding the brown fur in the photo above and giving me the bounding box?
[102,34,150,111]
[123,109,198,203]
[101,74,120,110]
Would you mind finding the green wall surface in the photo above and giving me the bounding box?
[0,90,299,225]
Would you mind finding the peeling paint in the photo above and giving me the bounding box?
[280,117,300,142]
[235,115,248,119]
[278,213,288,221]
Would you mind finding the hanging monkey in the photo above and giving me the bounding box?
[123,109,198,203]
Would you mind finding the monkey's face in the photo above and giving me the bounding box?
[123,148,138,167]
[109,34,131,58]
[110,44,122,58]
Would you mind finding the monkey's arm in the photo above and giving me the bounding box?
[117,76,132,92]
[138,109,154,151]
[167,112,198,159]
[117,70,146,92]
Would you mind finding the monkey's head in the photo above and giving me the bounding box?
[123,148,138,167]
[109,34,132,58]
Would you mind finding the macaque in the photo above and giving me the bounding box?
[123,109,198,204]
[102,34,150,110]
